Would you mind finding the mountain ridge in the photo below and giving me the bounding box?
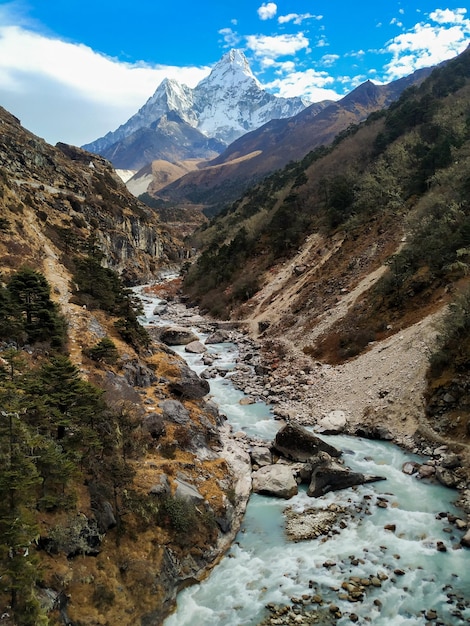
[82,49,310,168]
[151,65,434,215]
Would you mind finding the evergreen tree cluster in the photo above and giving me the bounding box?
[0,269,146,624]
[0,267,66,348]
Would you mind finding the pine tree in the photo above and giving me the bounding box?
[7,268,66,347]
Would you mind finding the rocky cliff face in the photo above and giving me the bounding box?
[0,107,181,282]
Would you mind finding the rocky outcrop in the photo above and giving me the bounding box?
[169,363,210,399]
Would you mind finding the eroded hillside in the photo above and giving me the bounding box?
[183,47,470,472]
[0,108,245,625]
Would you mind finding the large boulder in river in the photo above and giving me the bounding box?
[274,422,341,461]
[160,326,199,346]
[252,464,298,499]
[308,459,386,497]
[184,340,207,354]
[169,364,210,399]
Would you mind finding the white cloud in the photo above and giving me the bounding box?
[265,68,341,102]
[321,54,340,67]
[383,9,470,80]
[278,13,322,26]
[0,25,210,145]
[218,27,241,48]
[430,8,467,24]
[245,33,310,58]
[257,2,277,21]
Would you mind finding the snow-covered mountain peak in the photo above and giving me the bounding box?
[198,48,261,91]
[82,48,309,160]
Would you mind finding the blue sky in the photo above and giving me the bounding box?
[0,0,468,146]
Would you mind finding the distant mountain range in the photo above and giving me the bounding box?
[83,48,435,217]
[146,66,434,214]
[82,49,311,169]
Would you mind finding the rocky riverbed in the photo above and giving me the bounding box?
[143,287,470,520]
[139,284,470,625]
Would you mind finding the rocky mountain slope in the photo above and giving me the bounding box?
[183,46,470,486]
[152,66,434,216]
[83,49,311,169]
[0,107,249,625]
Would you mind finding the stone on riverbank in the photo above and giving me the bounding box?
[159,325,199,345]
[252,464,298,499]
[317,410,348,435]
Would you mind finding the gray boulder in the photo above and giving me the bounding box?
[160,326,199,346]
[317,410,348,435]
[184,340,207,354]
[274,422,341,461]
[435,467,460,488]
[308,460,386,497]
[252,464,298,499]
[149,474,170,497]
[159,399,190,425]
[122,360,157,387]
[169,364,210,399]
[153,304,168,316]
[143,413,166,439]
[461,528,470,548]
[174,476,205,504]
[205,329,231,344]
[250,446,272,467]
